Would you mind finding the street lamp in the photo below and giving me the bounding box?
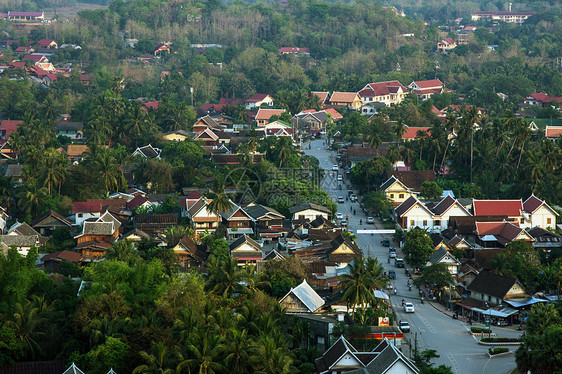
[484,302,492,339]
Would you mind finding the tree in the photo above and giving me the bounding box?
[0,325,25,367]
[340,258,387,319]
[413,263,455,299]
[86,336,130,374]
[133,341,175,374]
[420,181,443,200]
[5,300,45,360]
[205,256,247,298]
[206,178,234,217]
[178,328,224,374]
[402,229,434,267]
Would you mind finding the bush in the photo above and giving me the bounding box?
[481,337,520,343]
[471,327,492,333]
[489,347,509,355]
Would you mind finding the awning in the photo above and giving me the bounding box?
[472,307,518,318]
[374,290,389,300]
[504,297,547,308]
[227,228,254,235]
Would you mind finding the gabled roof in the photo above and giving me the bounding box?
[427,246,459,264]
[359,341,420,374]
[467,270,523,299]
[329,92,360,103]
[31,209,72,227]
[78,221,115,237]
[194,128,219,141]
[58,144,89,158]
[379,176,407,192]
[263,249,285,261]
[41,250,82,263]
[195,115,220,128]
[315,336,358,373]
[175,236,207,263]
[360,81,407,97]
[280,279,325,313]
[431,195,471,217]
[523,194,557,215]
[386,170,434,191]
[5,164,24,177]
[133,144,161,158]
[448,235,471,248]
[255,108,285,120]
[54,121,83,132]
[62,363,85,374]
[229,234,261,252]
[410,79,443,90]
[545,125,562,138]
[23,53,46,62]
[0,235,42,248]
[245,93,272,102]
[127,195,149,211]
[475,221,532,246]
[402,126,431,140]
[73,201,102,213]
[244,203,285,220]
[312,91,329,103]
[8,222,40,236]
[289,203,331,215]
[527,227,562,240]
[473,199,523,217]
[38,39,56,47]
[97,211,121,231]
[395,196,421,217]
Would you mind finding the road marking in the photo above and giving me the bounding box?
[446,352,461,374]
[416,314,436,334]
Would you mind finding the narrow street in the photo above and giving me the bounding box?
[303,138,518,374]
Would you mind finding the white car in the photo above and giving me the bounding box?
[404,303,415,313]
[340,219,347,226]
[332,165,338,171]
[389,251,397,258]
[366,217,374,224]
[337,175,343,181]
[337,197,345,203]
[336,212,344,220]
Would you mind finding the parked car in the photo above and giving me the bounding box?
[381,238,390,247]
[367,216,374,224]
[340,219,347,226]
[389,251,397,258]
[332,165,338,171]
[404,303,415,313]
[337,175,343,181]
[388,270,396,279]
[337,197,345,203]
[336,212,344,220]
[399,320,410,333]
[350,194,358,202]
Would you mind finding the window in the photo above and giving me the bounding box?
[390,194,394,198]
[520,218,524,224]
[78,213,83,218]
[434,220,441,226]
[547,218,552,224]
[423,220,427,226]
[399,194,404,199]
[410,220,415,227]
[481,294,484,300]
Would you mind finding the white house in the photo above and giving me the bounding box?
[245,93,274,109]
[522,194,558,230]
[427,246,461,276]
[395,196,435,231]
[288,203,331,222]
[429,195,472,231]
[72,201,102,226]
[186,196,221,233]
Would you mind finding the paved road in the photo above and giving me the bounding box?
[303,138,518,374]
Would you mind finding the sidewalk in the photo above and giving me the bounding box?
[427,300,522,333]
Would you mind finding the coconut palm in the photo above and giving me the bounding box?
[205,256,246,298]
[105,239,140,264]
[177,328,224,374]
[224,328,258,374]
[94,149,120,193]
[5,300,45,359]
[341,258,376,318]
[19,179,48,217]
[133,341,175,374]
[40,148,69,194]
[206,178,233,217]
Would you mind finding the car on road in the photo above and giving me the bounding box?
[395,258,405,268]
[389,251,396,258]
[399,320,410,333]
[404,302,415,313]
[340,219,347,226]
[332,165,338,171]
[337,197,345,203]
[336,212,344,220]
[337,175,343,181]
[381,238,390,247]
[350,194,357,202]
[388,270,396,279]
[348,190,354,196]
[367,216,374,224]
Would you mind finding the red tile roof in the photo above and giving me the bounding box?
[73,201,102,213]
[412,79,443,89]
[0,120,22,145]
[255,108,285,120]
[127,195,148,211]
[38,39,56,47]
[15,46,31,52]
[527,93,562,104]
[402,126,431,140]
[545,126,562,138]
[323,107,343,120]
[246,93,271,103]
[360,81,407,97]
[473,200,523,217]
[143,101,162,110]
[23,54,46,62]
[312,91,329,103]
[475,221,527,245]
[9,61,26,68]
[42,250,82,263]
[329,92,359,103]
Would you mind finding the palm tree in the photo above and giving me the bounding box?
[206,178,233,217]
[82,316,127,348]
[177,328,224,374]
[105,239,140,264]
[40,148,69,194]
[205,256,246,298]
[125,102,147,148]
[19,179,48,217]
[340,258,376,319]
[224,329,258,374]
[276,137,294,167]
[133,341,175,374]
[5,300,45,359]
[174,306,200,343]
[94,149,120,193]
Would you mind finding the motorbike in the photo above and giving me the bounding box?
[359,219,362,225]
[420,297,424,304]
